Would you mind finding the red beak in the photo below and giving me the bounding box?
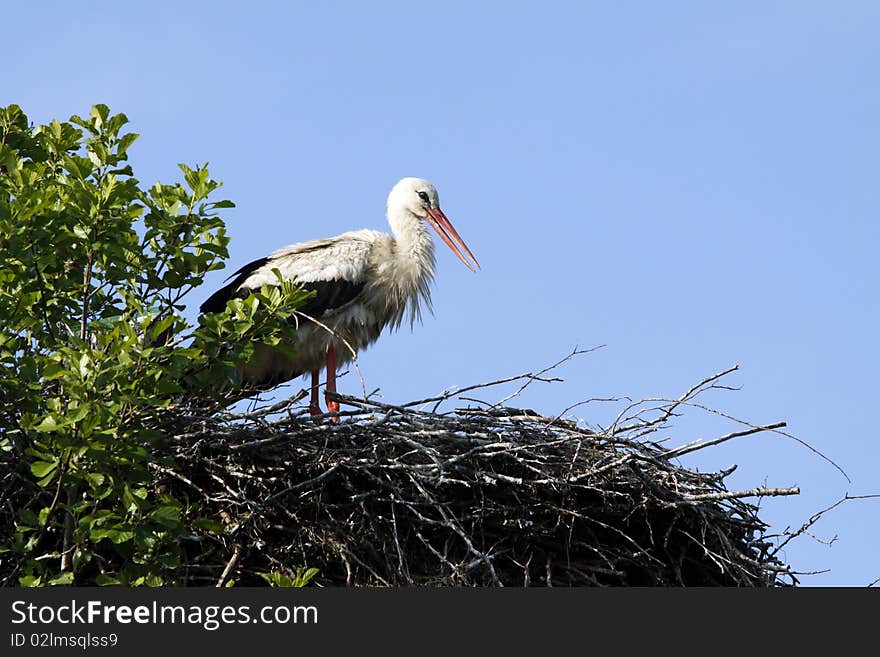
[425,207,481,272]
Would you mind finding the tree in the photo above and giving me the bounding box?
[0,103,309,585]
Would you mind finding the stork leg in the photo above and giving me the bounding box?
[325,343,340,422]
[309,369,322,418]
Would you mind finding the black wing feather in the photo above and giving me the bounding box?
[200,256,365,319]
[294,279,365,319]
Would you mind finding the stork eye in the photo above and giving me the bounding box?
[417,191,430,204]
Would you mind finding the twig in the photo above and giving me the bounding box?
[664,423,788,459]
[679,486,800,503]
[770,493,880,557]
[292,310,367,402]
[216,544,242,587]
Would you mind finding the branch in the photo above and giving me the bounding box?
[664,422,788,459]
[216,544,242,587]
[679,486,800,503]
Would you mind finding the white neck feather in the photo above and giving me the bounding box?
[388,208,434,264]
[385,206,436,326]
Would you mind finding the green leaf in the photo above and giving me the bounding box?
[116,132,139,156]
[109,164,134,176]
[296,567,319,586]
[150,505,180,529]
[48,572,74,585]
[90,104,110,129]
[148,315,176,341]
[63,154,94,179]
[106,529,135,544]
[259,572,293,587]
[30,460,58,478]
[67,403,91,424]
[259,568,319,587]
[42,362,72,381]
[70,117,94,135]
[34,416,60,432]
[0,143,18,171]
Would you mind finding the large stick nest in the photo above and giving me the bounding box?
[152,356,803,586]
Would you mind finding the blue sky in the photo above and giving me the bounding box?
[5,1,879,585]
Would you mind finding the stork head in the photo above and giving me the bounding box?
[387,177,481,271]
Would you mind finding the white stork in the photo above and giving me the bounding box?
[200,177,480,419]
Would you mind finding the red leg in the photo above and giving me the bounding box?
[309,369,321,418]
[325,343,340,422]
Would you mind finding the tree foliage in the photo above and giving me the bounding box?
[0,103,310,585]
